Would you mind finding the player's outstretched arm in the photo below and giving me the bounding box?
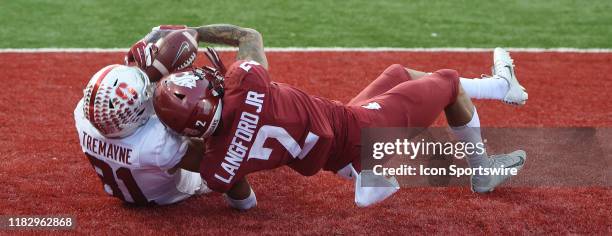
[190,24,269,69]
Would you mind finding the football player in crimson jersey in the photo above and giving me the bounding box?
[152,24,527,209]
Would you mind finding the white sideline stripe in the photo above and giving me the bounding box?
[1,47,612,53]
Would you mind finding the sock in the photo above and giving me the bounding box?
[450,107,489,168]
[460,77,508,100]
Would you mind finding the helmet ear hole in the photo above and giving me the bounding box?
[174,92,186,100]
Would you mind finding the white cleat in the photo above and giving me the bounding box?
[492,47,528,106]
[471,150,527,193]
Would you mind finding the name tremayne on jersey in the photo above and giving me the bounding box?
[214,91,265,184]
[82,131,133,165]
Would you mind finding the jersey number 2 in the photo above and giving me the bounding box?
[239,61,261,72]
[85,153,153,205]
[248,125,319,161]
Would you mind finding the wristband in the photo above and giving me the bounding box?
[224,189,257,210]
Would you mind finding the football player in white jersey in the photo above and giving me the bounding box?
[74,64,209,206]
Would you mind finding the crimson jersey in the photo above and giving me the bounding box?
[201,60,353,193]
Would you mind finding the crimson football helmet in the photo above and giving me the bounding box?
[153,66,224,138]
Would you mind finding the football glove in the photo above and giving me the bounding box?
[124,25,188,68]
[124,40,157,68]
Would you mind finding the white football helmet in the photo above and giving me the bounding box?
[82,65,154,138]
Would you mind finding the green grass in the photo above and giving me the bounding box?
[1,0,611,48]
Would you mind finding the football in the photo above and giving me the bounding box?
[144,29,199,81]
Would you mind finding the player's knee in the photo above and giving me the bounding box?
[433,69,461,103]
[434,69,459,81]
[383,64,410,80]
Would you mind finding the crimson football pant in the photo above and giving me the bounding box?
[348,64,460,127]
[342,64,460,172]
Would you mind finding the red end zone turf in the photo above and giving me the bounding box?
[0,51,610,234]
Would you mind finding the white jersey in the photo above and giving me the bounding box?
[74,99,203,205]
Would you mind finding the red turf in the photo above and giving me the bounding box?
[0,52,610,234]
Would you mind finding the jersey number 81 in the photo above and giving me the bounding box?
[85,153,155,205]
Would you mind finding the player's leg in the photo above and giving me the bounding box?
[404,68,430,80]
[403,48,527,105]
[405,68,511,103]
[343,69,465,207]
[444,79,491,171]
[442,75,527,193]
[348,60,519,107]
[359,68,526,193]
[348,63,450,106]
[403,68,520,105]
[408,69,525,106]
[349,64,408,105]
[458,77,510,101]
